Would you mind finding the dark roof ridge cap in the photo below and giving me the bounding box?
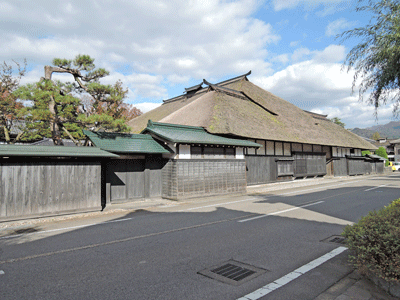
[162,94,186,103]
[184,83,203,92]
[162,71,251,103]
[146,120,206,132]
[215,70,251,86]
[303,110,328,118]
[203,79,242,93]
[83,130,153,140]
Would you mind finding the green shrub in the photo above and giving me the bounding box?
[362,150,371,156]
[342,199,400,282]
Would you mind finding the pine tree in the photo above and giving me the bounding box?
[16,55,138,145]
[0,60,26,144]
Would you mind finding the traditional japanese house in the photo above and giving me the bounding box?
[128,71,378,185]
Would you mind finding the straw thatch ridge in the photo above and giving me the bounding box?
[127,72,251,133]
[128,75,376,150]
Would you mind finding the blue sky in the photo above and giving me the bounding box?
[1,0,393,129]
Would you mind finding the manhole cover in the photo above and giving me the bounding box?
[322,235,347,245]
[198,260,267,286]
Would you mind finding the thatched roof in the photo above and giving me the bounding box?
[128,73,376,150]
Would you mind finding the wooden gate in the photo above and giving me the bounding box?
[105,156,168,203]
[106,159,145,203]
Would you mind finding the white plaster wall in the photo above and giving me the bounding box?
[284,143,291,156]
[162,142,177,159]
[256,140,265,155]
[266,141,274,155]
[236,147,244,159]
[179,144,191,159]
[247,147,256,155]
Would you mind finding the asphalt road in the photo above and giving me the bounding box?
[0,174,399,300]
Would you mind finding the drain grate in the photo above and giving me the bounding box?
[198,260,267,286]
[322,235,347,245]
[211,263,256,281]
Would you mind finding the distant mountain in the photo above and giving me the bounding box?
[351,121,400,139]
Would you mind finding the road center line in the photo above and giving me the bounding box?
[238,201,325,223]
[237,246,348,300]
[365,184,388,192]
[0,214,253,265]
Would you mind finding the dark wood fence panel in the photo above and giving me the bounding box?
[0,161,102,220]
[333,158,348,176]
[294,153,326,177]
[348,158,366,175]
[106,160,145,202]
[245,156,276,185]
[376,162,384,173]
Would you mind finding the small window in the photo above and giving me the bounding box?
[226,148,235,158]
[191,146,202,158]
[214,147,224,158]
[277,160,294,176]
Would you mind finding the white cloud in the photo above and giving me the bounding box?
[134,102,162,113]
[254,44,394,128]
[291,47,311,62]
[0,0,281,101]
[167,74,190,85]
[313,44,346,63]
[326,18,356,37]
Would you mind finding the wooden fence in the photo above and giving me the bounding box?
[0,159,102,220]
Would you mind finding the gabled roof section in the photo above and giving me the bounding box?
[0,144,117,158]
[203,79,247,99]
[127,71,252,133]
[83,130,170,154]
[203,79,278,116]
[142,120,261,148]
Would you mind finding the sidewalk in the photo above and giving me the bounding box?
[314,270,399,300]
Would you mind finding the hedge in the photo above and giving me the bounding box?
[342,199,400,282]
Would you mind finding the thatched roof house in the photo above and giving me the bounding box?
[128,72,375,151]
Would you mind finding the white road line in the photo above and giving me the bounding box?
[365,184,388,192]
[0,270,4,275]
[0,217,134,240]
[237,246,347,300]
[238,201,325,223]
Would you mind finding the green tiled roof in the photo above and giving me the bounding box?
[0,144,118,157]
[142,121,261,148]
[83,130,170,154]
